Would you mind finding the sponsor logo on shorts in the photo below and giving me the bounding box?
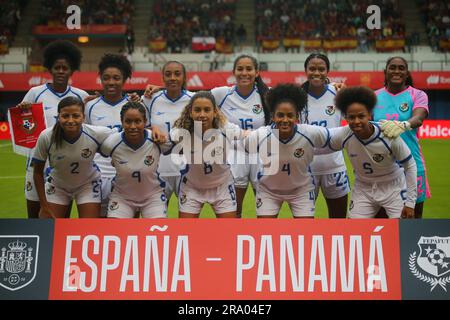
[81,148,92,158]
[325,105,335,115]
[109,201,119,211]
[400,102,409,112]
[26,181,32,192]
[372,154,384,162]
[294,148,304,158]
[256,198,263,208]
[0,237,39,291]
[252,104,263,114]
[144,155,154,166]
[180,194,187,204]
[409,236,450,292]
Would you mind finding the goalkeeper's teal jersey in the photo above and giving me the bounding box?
[374,86,430,202]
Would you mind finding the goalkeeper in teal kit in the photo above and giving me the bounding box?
[374,57,430,218]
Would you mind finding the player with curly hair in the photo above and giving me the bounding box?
[14,40,89,218]
[246,83,330,218]
[328,86,417,219]
[169,91,245,218]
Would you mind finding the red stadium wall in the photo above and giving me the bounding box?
[1,71,450,92]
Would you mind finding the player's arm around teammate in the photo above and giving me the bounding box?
[170,91,247,218]
[329,86,417,219]
[100,102,169,219]
[32,97,113,219]
[246,84,330,219]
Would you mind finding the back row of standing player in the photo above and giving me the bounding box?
[18,40,430,219]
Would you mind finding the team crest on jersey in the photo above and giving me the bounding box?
[400,102,409,112]
[409,236,450,292]
[45,184,55,195]
[256,198,263,208]
[109,201,119,211]
[372,154,384,162]
[294,148,304,158]
[325,105,335,115]
[81,148,92,159]
[0,237,39,291]
[26,181,32,192]
[144,155,154,166]
[252,104,263,114]
[180,194,187,204]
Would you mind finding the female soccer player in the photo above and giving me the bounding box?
[16,40,88,218]
[374,57,430,218]
[85,53,141,216]
[210,54,271,218]
[329,86,417,219]
[144,55,270,218]
[246,84,330,219]
[32,97,112,219]
[141,61,193,202]
[170,91,245,218]
[100,102,169,218]
[301,53,349,218]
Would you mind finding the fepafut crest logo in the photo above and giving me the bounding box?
[409,236,450,292]
[252,104,263,114]
[325,105,335,115]
[0,236,39,291]
[17,112,36,134]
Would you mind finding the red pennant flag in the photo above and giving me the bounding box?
[8,103,46,156]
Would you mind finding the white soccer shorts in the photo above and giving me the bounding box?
[178,178,237,215]
[107,190,167,218]
[44,175,102,205]
[256,183,316,218]
[348,176,407,219]
[313,170,351,199]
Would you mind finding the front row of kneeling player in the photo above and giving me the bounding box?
[31,84,417,219]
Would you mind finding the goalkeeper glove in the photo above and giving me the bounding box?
[380,120,412,138]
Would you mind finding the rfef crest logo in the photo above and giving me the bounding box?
[0,236,39,291]
[409,236,450,292]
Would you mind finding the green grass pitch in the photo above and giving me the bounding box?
[0,139,449,218]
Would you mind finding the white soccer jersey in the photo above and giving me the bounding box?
[22,84,89,175]
[32,124,112,188]
[169,122,244,190]
[100,129,170,203]
[248,124,330,193]
[328,123,417,207]
[305,84,346,175]
[85,95,129,178]
[142,89,193,134]
[22,83,89,128]
[211,85,265,130]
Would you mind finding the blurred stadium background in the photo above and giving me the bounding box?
[0,0,449,218]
